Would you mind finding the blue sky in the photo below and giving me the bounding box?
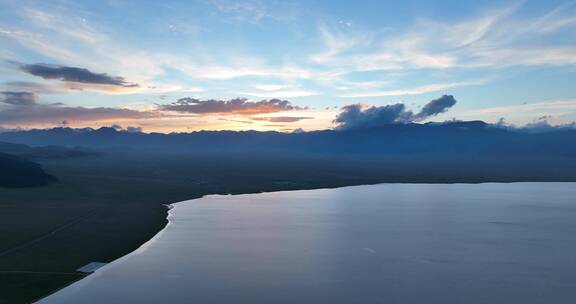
[0,0,575,132]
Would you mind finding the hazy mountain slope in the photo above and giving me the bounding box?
[0,141,97,160]
[0,152,57,187]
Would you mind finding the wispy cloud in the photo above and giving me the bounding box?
[249,116,313,123]
[209,0,271,24]
[466,99,576,115]
[172,60,342,81]
[25,8,109,45]
[310,23,373,65]
[241,90,318,98]
[0,28,86,63]
[253,84,291,91]
[1,81,67,94]
[208,0,299,24]
[459,99,576,126]
[339,80,484,98]
[313,2,576,71]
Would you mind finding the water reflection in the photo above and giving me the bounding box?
[41,183,576,304]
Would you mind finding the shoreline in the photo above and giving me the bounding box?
[36,181,576,302]
[3,150,575,303]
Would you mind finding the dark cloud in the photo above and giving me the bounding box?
[0,91,38,106]
[415,95,457,120]
[250,116,313,123]
[160,98,305,115]
[19,63,138,87]
[334,103,412,130]
[334,95,458,130]
[0,91,156,125]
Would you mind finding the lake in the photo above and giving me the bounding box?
[40,183,576,303]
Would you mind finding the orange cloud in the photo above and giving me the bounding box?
[159,97,306,115]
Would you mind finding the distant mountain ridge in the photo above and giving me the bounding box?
[0,141,98,160]
[0,120,574,158]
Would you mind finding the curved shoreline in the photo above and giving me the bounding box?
[33,182,405,302]
[35,181,576,302]
[37,182,576,303]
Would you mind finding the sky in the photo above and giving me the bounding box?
[0,0,575,132]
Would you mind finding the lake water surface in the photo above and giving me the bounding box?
[40,183,576,303]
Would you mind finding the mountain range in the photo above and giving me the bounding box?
[0,121,574,159]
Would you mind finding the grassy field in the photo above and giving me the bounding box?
[1,152,575,303]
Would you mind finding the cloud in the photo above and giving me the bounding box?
[334,95,457,130]
[310,23,373,65]
[0,104,156,125]
[173,61,341,81]
[415,95,457,119]
[218,118,255,124]
[339,81,483,98]
[1,81,66,94]
[522,118,576,132]
[0,28,86,63]
[0,91,38,105]
[245,84,319,98]
[3,2,575,105]
[25,8,108,45]
[467,99,576,115]
[209,0,299,24]
[494,115,576,133]
[0,105,156,125]
[125,126,143,132]
[159,97,306,115]
[334,103,411,129]
[253,84,290,91]
[313,3,576,71]
[241,90,318,98]
[110,124,143,133]
[1,80,146,95]
[459,99,576,126]
[2,7,333,93]
[249,116,313,123]
[19,63,139,87]
[0,91,157,125]
[210,0,271,24]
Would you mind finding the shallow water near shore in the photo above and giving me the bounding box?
[40,183,576,303]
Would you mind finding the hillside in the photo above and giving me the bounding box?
[0,152,57,187]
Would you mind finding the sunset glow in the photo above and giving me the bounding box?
[1,1,576,132]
